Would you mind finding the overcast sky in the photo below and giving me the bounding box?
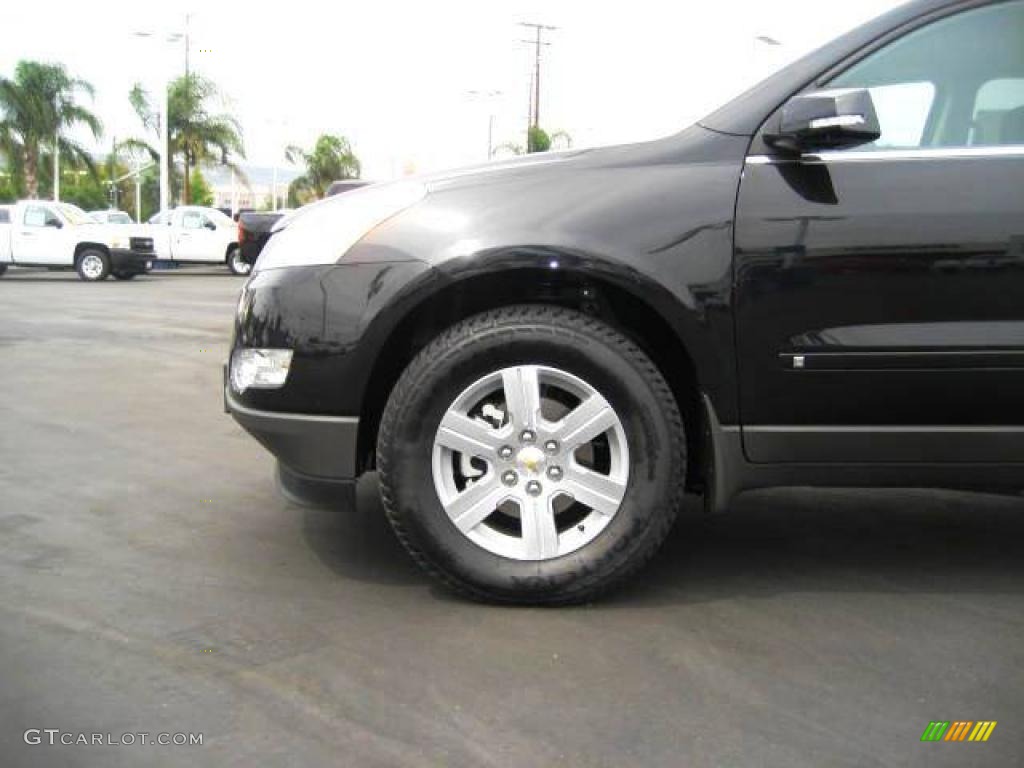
[3,0,905,179]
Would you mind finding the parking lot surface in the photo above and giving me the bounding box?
[1,269,1022,767]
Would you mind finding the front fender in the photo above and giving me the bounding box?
[347,160,742,422]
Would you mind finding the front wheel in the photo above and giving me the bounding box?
[76,249,110,282]
[227,247,250,276]
[377,305,686,604]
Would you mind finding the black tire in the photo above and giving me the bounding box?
[75,249,110,282]
[227,247,250,276]
[377,305,686,604]
[112,271,137,281]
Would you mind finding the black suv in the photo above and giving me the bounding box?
[227,0,1024,603]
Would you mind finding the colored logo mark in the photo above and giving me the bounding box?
[921,721,997,742]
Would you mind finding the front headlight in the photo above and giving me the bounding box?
[230,349,293,393]
[254,181,426,272]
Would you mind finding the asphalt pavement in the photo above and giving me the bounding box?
[1,268,1022,767]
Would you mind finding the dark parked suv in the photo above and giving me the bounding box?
[227,0,1024,603]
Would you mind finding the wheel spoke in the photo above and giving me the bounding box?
[433,363,630,561]
[520,494,559,559]
[446,477,506,534]
[563,467,626,515]
[557,394,617,448]
[501,366,542,430]
[436,411,502,458]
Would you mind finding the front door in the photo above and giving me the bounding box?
[173,209,220,262]
[12,204,67,265]
[734,0,1024,463]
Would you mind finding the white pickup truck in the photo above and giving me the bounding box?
[148,206,247,275]
[0,200,155,281]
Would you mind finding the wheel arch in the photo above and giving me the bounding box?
[356,256,709,492]
[74,242,110,262]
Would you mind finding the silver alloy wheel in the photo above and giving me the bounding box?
[230,250,251,275]
[80,253,104,280]
[432,365,629,561]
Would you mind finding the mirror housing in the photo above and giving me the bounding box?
[204,220,217,231]
[46,218,63,229]
[765,88,881,153]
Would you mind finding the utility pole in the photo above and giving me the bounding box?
[519,22,557,138]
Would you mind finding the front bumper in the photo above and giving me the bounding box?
[224,381,359,481]
[110,248,154,274]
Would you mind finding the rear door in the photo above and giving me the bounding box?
[734,0,1024,463]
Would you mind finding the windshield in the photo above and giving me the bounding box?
[108,212,132,224]
[58,203,94,226]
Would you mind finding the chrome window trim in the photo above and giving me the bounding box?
[746,145,1024,165]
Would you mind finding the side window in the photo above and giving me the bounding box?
[181,211,209,230]
[24,206,59,227]
[865,82,936,149]
[971,78,1024,145]
[828,0,1024,150]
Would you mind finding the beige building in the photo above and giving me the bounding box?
[204,164,301,212]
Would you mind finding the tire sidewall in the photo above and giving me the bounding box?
[228,247,250,275]
[382,316,681,600]
[76,249,110,282]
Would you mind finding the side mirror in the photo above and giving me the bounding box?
[765,88,881,153]
[46,218,63,229]
[204,221,217,231]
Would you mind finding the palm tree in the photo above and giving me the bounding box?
[0,60,102,198]
[285,135,361,205]
[125,74,244,205]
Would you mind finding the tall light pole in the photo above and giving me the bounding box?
[53,95,60,201]
[466,90,504,160]
[134,29,184,215]
[265,116,289,210]
[135,161,143,222]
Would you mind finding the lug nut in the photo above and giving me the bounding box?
[520,429,536,444]
[546,466,563,482]
[498,445,514,460]
[543,440,559,455]
[501,470,518,487]
[525,480,542,497]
